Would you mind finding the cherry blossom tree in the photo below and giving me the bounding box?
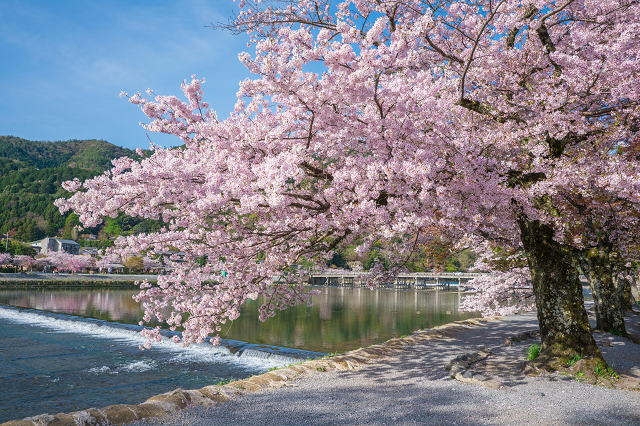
[44,251,68,272]
[57,0,640,367]
[35,255,55,272]
[0,253,12,269]
[95,253,122,273]
[460,242,535,316]
[142,255,162,273]
[40,251,92,273]
[13,255,36,272]
[65,255,93,274]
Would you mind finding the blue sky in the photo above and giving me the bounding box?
[0,0,253,150]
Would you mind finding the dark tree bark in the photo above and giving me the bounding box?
[575,244,627,335]
[518,217,603,368]
[615,275,634,313]
[630,272,640,306]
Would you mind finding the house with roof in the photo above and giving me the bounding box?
[31,237,80,255]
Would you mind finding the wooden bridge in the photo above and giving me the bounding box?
[309,272,485,290]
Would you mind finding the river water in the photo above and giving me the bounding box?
[0,286,478,421]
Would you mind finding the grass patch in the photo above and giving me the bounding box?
[216,378,236,386]
[267,361,306,372]
[595,362,617,378]
[322,352,344,359]
[526,343,540,361]
[315,365,327,372]
[567,353,582,367]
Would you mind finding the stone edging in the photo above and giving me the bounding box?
[445,347,504,389]
[0,316,501,426]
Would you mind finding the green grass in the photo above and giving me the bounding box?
[526,343,540,361]
[322,351,344,359]
[315,365,327,372]
[567,354,582,366]
[267,360,306,372]
[595,362,617,378]
[216,378,236,386]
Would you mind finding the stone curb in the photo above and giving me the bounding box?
[0,316,501,426]
[446,347,504,390]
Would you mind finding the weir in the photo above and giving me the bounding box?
[0,304,325,363]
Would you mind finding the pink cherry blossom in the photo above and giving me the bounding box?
[57,1,640,349]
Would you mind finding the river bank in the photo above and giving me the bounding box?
[3,303,638,426]
[0,272,157,288]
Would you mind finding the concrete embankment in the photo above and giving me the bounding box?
[0,273,156,287]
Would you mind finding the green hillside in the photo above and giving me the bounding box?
[0,136,159,247]
[0,135,137,171]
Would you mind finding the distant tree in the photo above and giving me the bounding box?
[13,255,36,272]
[124,256,144,273]
[62,213,80,240]
[104,216,123,237]
[0,253,12,269]
[444,258,461,273]
[65,255,93,273]
[95,253,121,272]
[142,256,162,272]
[45,251,92,273]
[35,255,55,272]
[327,252,345,269]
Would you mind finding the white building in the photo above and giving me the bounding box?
[31,237,80,255]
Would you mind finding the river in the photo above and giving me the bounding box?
[0,286,479,421]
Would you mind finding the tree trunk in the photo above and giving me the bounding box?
[615,275,634,313]
[517,217,602,369]
[575,245,626,335]
[628,272,640,306]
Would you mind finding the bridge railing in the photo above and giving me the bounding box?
[308,271,486,289]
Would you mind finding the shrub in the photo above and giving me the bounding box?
[526,343,540,361]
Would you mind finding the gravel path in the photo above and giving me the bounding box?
[137,307,640,426]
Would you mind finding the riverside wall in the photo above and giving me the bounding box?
[0,273,156,288]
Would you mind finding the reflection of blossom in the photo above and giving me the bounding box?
[9,289,144,322]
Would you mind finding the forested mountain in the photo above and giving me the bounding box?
[0,136,137,170]
[0,136,160,246]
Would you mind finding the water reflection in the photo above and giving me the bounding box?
[0,289,145,325]
[0,287,479,353]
